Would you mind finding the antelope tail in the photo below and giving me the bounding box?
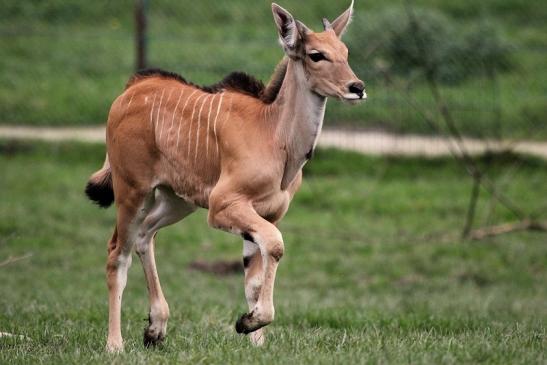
[85,155,114,208]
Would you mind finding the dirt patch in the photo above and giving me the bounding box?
[188,259,243,276]
[0,140,34,156]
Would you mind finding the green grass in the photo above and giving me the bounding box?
[0,141,546,364]
[1,0,546,139]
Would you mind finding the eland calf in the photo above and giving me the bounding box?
[86,1,366,352]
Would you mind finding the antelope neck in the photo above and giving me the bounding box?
[267,58,327,187]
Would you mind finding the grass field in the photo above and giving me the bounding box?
[0,141,546,364]
[1,0,546,138]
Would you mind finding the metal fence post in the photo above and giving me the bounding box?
[135,0,148,71]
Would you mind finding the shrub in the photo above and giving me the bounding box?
[348,7,514,84]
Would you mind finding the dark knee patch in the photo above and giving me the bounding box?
[242,232,255,243]
[243,256,252,269]
[305,147,314,160]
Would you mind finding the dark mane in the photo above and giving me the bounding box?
[126,61,287,104]
[205,72,265,98]
[261,57,288,104]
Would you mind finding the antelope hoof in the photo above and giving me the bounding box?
[235,312,269,335]
[249,329,265,346]
[106,340,124,353]
[143,326,166,348]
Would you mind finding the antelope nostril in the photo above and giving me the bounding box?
[348,82,365,95]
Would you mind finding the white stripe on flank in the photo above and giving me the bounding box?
[176,89,199,151]
[215,95,233,154]
[205,94,217,158]
[126,93,135,110]
[226,96,233,125]
[120,92,135,121]
[149,93,157,127]
[212,93,225,156]
[159,89,173,142]
[168,89,184,147]
[219,95,233,138]
[195,94,211,161]
[155,90,166,143]
[187,93,206,158]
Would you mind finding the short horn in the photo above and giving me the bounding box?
[322,18,332,31]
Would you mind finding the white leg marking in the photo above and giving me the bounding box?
[176,89,199,151]
[195,94,211,162]
[187,93,206,158]
[106,251,133,353]
[159,89,174,143]
[243,239,259,257]
[242,239,265,346]
[150,93,157,127]
[212,93,225,156]
[116,254,132,297]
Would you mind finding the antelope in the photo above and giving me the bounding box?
[85,1,365,352]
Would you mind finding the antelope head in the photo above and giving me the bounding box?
[272,1,366,104]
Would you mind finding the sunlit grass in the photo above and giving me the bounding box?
[0,141,546,364]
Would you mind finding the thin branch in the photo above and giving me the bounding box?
[462,174,482,238]
[425,76,527,219]
[403,1,527,222]
[0,253,33,268]
[383,71,527,221]
[470,220,547,240]
[484,156,525,225]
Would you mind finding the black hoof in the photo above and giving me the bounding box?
[143,327,165,348]
[235,313,254,334]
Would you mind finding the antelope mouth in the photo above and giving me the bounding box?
[341,92,367,104]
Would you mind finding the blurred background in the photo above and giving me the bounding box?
[1,1,546,363]
[1,0,545,136]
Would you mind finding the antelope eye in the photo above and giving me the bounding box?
[309,52,327,62]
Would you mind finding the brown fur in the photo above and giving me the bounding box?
[87,1,364,352]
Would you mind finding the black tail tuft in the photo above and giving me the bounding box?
[85,173,114,208]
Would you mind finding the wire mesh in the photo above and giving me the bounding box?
[0,1,546,248]
[0,0,545,141]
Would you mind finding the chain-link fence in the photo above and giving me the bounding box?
[1,0,546,141]
[1,1,546,274]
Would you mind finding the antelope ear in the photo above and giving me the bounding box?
[272,3,300,53]
[331,0,354,38]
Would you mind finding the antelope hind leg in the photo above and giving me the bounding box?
[134,186,196,348]
[105,202,140,353]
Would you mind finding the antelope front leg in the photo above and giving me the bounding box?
[209,200,284,337]
[237,230,283,335]
[242,238,265,345]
